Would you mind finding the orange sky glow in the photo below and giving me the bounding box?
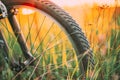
[50,0,117,6]
[22,0,119,15]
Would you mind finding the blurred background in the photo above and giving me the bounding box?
[51,0,120,48]
[0,0,120,79]
[50,0,120,79]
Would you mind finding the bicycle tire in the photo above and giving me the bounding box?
[2,0,94,79]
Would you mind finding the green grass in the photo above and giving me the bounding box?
[0,29,120,80]
[0,30,80,80]
[87,29,120,80]
[0,8,120,80]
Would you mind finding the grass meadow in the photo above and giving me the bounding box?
[0,4,120,80]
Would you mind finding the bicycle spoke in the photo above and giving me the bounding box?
[33,22,55,54]
[29,53,41,80]
[30,16,46,52]
[26,13,36,41]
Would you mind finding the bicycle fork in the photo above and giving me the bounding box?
[7,7,35,60]
[7,7,35,72]
[0,1,35,72]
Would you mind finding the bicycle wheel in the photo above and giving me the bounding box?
[1,0,94,79]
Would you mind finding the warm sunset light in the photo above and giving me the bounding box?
[1,0,120,79]
[22,8,34,15]
[50,0,116,6]
[22,0,117,15]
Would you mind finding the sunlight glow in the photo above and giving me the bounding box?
[50,0,116,6]
[22,8,34,15]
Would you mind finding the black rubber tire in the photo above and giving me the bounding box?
[2,0,94,76]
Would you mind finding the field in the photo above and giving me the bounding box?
[0,3,120,80]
